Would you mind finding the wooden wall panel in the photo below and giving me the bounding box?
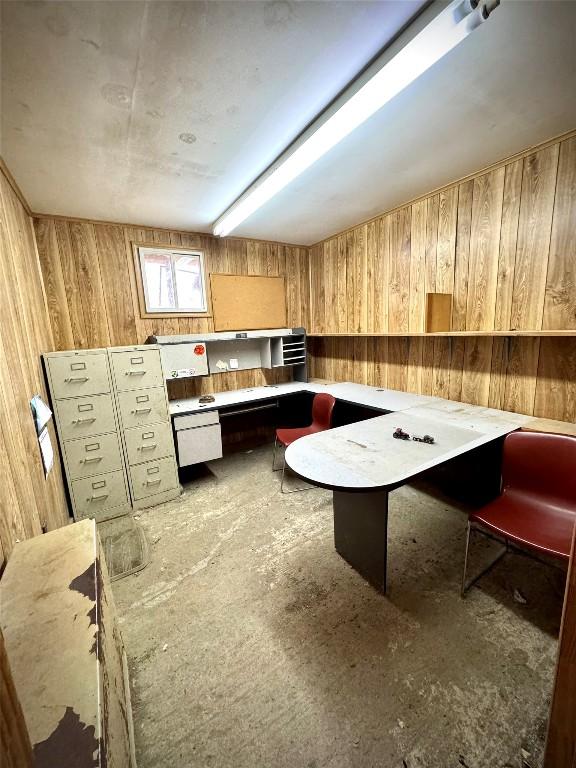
[307,133,576,422]
[510,144,560,330]
[34,217,310,401]
[0,169,69,566]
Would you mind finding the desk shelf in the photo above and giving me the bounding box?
[307,331,575,338]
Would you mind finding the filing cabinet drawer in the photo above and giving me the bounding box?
[55,393,116,441]
[124,422,174,466]
[47,353,110,398]
[117,387,169,429]
[110,349,164,391]
[129,457,178,500]
[174,410,219,430]
[72,470,129,520]
[64,432,124,480]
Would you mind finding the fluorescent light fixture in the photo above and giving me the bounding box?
[213,0,498,237]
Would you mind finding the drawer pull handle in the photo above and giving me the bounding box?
[126,370,146,376]
[139,444,157,451]
[65,376,89,383]
[72,417,96,424]
[132,407,152,414]
[81,456,102,463]
[145,478,162,486]
[89,493,109,501]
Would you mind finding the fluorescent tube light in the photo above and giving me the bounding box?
[213,0,498,237]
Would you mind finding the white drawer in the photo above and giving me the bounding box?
[55,394,116,441]
[110,348,164,392]
[129,457,179,500]
[117,387,169,429]
[64,432,124,480]
[47,353,110,398]
[124,422,174,466]
[177,423,222,467]
[174,411,219,431]
[71,470,129,520]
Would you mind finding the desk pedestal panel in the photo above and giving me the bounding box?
[333,490,390,595]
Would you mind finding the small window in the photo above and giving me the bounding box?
[137,246,207,314]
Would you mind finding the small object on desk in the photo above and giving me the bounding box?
[393,427,411,440]
[229,358,239,369]
[199,395,215,404]
[412,434,435,444]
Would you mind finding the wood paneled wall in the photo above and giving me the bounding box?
[0,168,69,566]
[308,134,576,422]
[34,217,311,400]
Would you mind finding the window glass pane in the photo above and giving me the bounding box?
[141,251,176,310]
[174,254,204,310]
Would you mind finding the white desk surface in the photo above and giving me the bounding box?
[285,402,533,492]
[169,381,435,417]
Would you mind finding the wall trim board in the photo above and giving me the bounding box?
[308,127,576,249]
[30,211,307,250]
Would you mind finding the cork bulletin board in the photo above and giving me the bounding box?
[210,274,287,331]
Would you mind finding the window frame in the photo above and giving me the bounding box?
[133,242,211,318]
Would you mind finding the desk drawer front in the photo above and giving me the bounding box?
[64,432,124,479]
[72,470,128,520]
[111,349,163,391]
[174,411,219,430]
[47,353,110,398]
[117,387,169,429]
[55,394,116,441]
[177,423,222,467]
[130,457,179,500]
[124,422,174,466]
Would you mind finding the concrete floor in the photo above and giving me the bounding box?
[112,444,565,768]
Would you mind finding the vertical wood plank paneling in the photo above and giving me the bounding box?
[388,208,411,333]
[0,170,69,565]
[68,222,110,347]
[33,218,74,350]
[502,337,541,415]
[409,200,427,332]
[510,144,560,329]
[466,168,505,330]
[534,338,576,423]
[352,225,368,333]
[424,194,439,297]
[93,224,137,346]
[436,187,458,294]
[373,217,389,333]
[461,337,493,406]
[452,180,473,331]
[494,160,523,330]
[543,137,576,330]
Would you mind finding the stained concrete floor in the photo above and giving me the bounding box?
[111,444,565,768]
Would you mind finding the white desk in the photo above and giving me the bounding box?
[285,398,532,593]
[169,381,434,417]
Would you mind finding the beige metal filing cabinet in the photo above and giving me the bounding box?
[108,345,180,510]
[44,345,180,520]
[44,348,131,521]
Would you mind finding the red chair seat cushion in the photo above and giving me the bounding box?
[471,489,576,560]
[276,424,324,447]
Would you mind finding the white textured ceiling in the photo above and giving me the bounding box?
[2,1,575,245]
[1,0,424,235]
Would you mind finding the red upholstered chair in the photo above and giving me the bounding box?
[272,393,336,493]
[462,430,576,596]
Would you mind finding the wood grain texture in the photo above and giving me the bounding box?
[35,219,310,401]
[307,134,575,422]
[0,628,33,768]
[544,524,576,768]
[511,144,560,330]
[0,168,69,566]
[543,137,576,330]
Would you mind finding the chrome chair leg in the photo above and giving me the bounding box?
[461,522,508,597]
[280,454,317,494]
[272,436,282,471]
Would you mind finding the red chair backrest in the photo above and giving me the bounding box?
[502,431,576,507]
[311,393,336,431]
